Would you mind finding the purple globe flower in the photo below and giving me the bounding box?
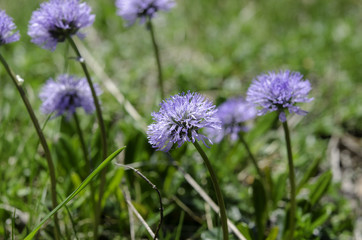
[147,91,221,152]
[28,0,95,51]
[39,74,101,119]
[208,97,257,143]
[246,70,313,122]
[116,0,175,26]
[0,10,20,46]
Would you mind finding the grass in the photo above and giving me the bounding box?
[0,0,361,239]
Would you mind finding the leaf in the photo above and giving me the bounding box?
[147,204,176,228]
[24,146,126,240]
[246,113,277,143]
[163,167,176,195]
[252,178,267,240]
[272,173,288,208]
[124,130,150,165]
[54,134,80,173]
[116,188,126,210]
[266,227,279,240]
[310,205,333,229]
[309,171,332,206]
[175,211,185,240]
[70,172,82,192]
[237,222,253,240]
[101,168,125,208]
[60,116,75,136]
[296,157,322,194]
[201,229,224,240]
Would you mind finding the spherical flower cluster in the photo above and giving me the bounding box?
[39,74,101,119]
[208,97,257,143]
[28,0,95,51]
[116,0,175,26]
[147,91,221,152]
[246,70,313,122]
[0,10,20,46]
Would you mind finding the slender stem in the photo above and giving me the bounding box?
[66,37,107,159]
[239,134,263,180]
[239,133,272,239]
[192,141,229,240]
[0,53,60,240]
[66,36,108,239]
[147,18,165,99]
[282,120,296,240]
[73,113,91,174]
[73,112,96,228]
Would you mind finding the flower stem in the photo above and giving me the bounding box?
[0,53,60,240]
[147,18,165,99]
[192,141,229,240]
[239,133,263,180]
[282,120,296,240]
[73,112,96,229]
[66,36,108,239]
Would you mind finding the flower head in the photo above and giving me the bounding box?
[147,91,221,152]
[208,97,257,143]
[116,0,175,26]
[0,10,20,46]
[39,74,101,119]
[28,0,95,51]
[246,70,313,122]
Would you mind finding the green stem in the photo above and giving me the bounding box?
[73,113,97,227]
[192,141,229,240]
[147,18,165,99]
[239,134,263,180]
[282,120,296,240]
[73,113,91,174]
[0,53,60,240]
[239,133,272,239]
[66,36,108,239]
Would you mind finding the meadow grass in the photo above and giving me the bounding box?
[0,0,361,239]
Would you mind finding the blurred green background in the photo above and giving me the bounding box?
[0,0,361,239]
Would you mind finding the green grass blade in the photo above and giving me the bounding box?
[296,157,322,194]
[12,209,15,240]
[309,171,332,206]
[175,211,185,240]
[265,227,278,240]
[24,146,126,240]
[252,178,267,240]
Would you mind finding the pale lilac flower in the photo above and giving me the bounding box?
[116,0,175,26]
[39,74,101,119]
[28,0,95,51]
[0,10,20,46]
[208,97,257,143]
[147,91,221,152]
[246,70,313,122]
